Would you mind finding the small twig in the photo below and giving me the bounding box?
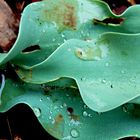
[6,116,13,140]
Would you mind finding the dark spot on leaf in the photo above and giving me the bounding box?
[110,85,113,88]
[55,114,63,125]
[63,4,77,29]
[42,1,77,30]
[67,107,74,114]
[70,114,79,121]
[93,17,125,25]
[22,45,40,53]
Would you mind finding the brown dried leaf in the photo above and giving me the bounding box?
[14,135,22,140]
[127,0,136,5]
[0,0,19,52]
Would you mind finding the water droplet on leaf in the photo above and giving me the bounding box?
[121,70,125,74]
[33,107,41,117]
[52,38,56,42]
[101,79,106,84]
[70,129,79,138]
[61,33,65,38]
[83,105,88,109]
[105,62,109,67]
[81,77,86,81]
[83,111,88,117]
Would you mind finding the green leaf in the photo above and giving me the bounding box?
[1,0,140,139]
[15,33,140,112]
[1,0,140,67]
[1,79,140,140]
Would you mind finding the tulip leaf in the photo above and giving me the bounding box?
[0,79,140,140]
[0,0,140,139]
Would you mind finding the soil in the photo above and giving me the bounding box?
[0,0,140,139]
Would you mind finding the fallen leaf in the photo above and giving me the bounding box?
[127,0,136,5]
[0,0,19,52]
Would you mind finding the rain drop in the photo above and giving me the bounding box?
[81,77,86,81]
[122,104,135,113]
[105,62,109,67]
[80,30,84,35]
[83,111,88,117]
[97,112,102,115]
[88,114,92,117]
[33,107,41,117]
[129,78,136,83]
[101,79,106,84]
[68,48,71,52]
[61,34,65,38]
[70,129,79,138]
[52,38,56,42]
[60,105,63,109]
[63,103,67,107]
[122,105,128,113]
[121,70,125,74]
[83,105,88,109]
[86,32,90,37]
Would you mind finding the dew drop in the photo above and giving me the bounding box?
[60,105,63,109]
[80,30,84,35]
[68,48,71,52]
[97,112,102,115]
[83,111,88,117]
[88,114,92,117]
[70,129,79,138]
[54,106,58,110]
[63,103,67,107]
[121,70,125,74]
[83,105,88,109]
[105,62,109,67]
[63,136,72,140]
[122,105,128,113]
[81,77,86,81]
[52,38,56,42]
[86,32,90,37]
[33,107,41,117]
[129,78,136,83]
[122,104,135,113]
[101,79,106,84]
[61,34,65,38]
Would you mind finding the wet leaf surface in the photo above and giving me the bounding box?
[1,0,140,139]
